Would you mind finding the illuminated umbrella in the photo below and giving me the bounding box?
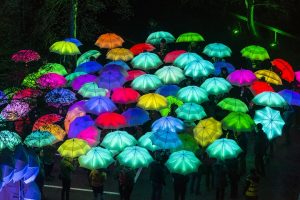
[217,98,248,112]
[101,64,128,76]
[77,50,101,66]
[146,31,175,45]
[101,131,137,151]
[155,66,185,84]
[78,147,114,170]
[203,43,232,58]
[200,77,232,95]
[137,93,167,110]
[65,72,86,86]
[1,101,30,121]
[227,69,257,86]
[45,88,76,108]
[131,52,162,70]
[75,61,103,74]
[213,61,236,76]
[105,60,130,71]
[176,32,204,43]
[49,41,80,55]
[0,91,8,106]
[150,130,182,149]
[295,71,300,84]
[252,91,287,108]
[97,70,126,90]
[175,103,206,121]
[130,43,155,55]
[58,138,91,158]
[271,58,294,83]
[278,89,300,106]
[222,112,255,132]
[64,38,82,46]
[184,59,215,78]
[84,96,117,115]
[254,106,285,140]
[13,145,28,182]
[24,130,56,148]
[177,86,208,104]
[249,81,274,95]
[95,33,124,49]
[22,72,42,88]
[173,52,203,69]
[122,108,150,126]
[68,100,86,112]
[152,116,184,132]
[206,138,242,160]
[255,70,282,85]
[68,115,94,138]
[159,96,184,117]
[111,88,140,104]
[32,114,62,131]
[38,63,67,76]
[0,130,22,150]
[24,181,41,200]
[117,146,153,169]
[64,108,86,133]
[166,150,201,175]
[78,82,108,98]
[23,149,39,184]
[76,126,100,146]
[96,112,127,129]
[72,74,97,90]
[155,85,180,97]
[106,48,134,61]
[3,87,20,99]
[39,124,66,141]
[164,50,186,63]
[241,45,269,61]
[138,132,160,151]
[175,134,200,153]
[12,88,42,101]
[11,49,40,63]
[0,114,6,128]
[37,73,66,89]
[131,74,162,92]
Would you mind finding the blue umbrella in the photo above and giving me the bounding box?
[64,38,83,46]
[155,85,180,97]
[213,61,236,76]
[45,88,77,108]
[24,181,41,200]
[122,107,150,127]
[97,70,126,90]
[278,89,300,106]
[13,145,28,182]
[84,96,117,115]
[105,60,130,71]
[0,149,14,186]
[68,115,95,138]
[75,61,103,74]
[152,116,184,132]
[0,90,8,106]
[23,150,39,184]
[150,130,182,149]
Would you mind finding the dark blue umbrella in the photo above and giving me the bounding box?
[23,150,39,184]
[75,61,103,74]
[105,60,130,71]
[13,145,28,182]
[97,70,126,90]
[155,85,180,97]
[24,181,41,200]
[122,107,150,127]
[213,61,235,76]
[84,96,117,115]
[64,38,83,46]
[68,115,95,138]
[0,149,14,186]
[278,89,300,106]
[150,130,182,149]
[45,88,77,108]
[0,90,8,106]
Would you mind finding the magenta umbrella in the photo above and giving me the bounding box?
[11,50,40,63]
[71,74,97,90]
[77,126,100,146]
[37,73,67,89]
[227,69,257,86]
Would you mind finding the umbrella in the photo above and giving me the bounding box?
[249,81,274,95]
[77,50,101,66]
[173,52,203,69]
[64,38,82,46]
[1,101,31,121]
[252,91,287,108]
[0,91,8,106]
[130,43,155,55]
[38,63,67,76]
[78,147,114,169]
[84,96,117,115]
[166,150,201,175]
[150,130,182,149]
[131,52,162,71]
[122,108,150,126]
[222,112,255,132]
[24,130,56,148]
[241,45,269,61]
[95,33,124,49]
[131,74,162,92]
[76,126,100,146]
[255,70,282,85]
[175,103,206,121]
[278,89,300,106]
[126,70,146,82]
[175,134,200,153]
[227,69,257,86]
[164,50,186,63]
[155,85,180,97]
[271,58,294,83]
[45,88,77,108]
[71,74,97,90]
[12,88,42,101]
[138,132,160,151]
[96,112,127,129]
[97,70,126,90]
[64,108,86,133]
[24,182,41,200]
[176,32,204,43]
[0,149,14,186]
[217,98,248,113]
[39,124,66,141]
[152,116,184,132]
[58,138,91,158]
[200,77,232,95]
[0,114,6,128]
[0,130,22,150]
[23,149,39,184]
[13,145,29,182]
[184,59,215,78]
[75,61,103,74]
[78,82,108,98]
[295,71,300,84]
[117,146,153,169]
[159,96,184,117]
[11,49,40,63]
[37,73,66,89]
[68,100,86,112]
[101,64,128,76]
[213,61,236,76]
[111,88,140,104]
[3,87,20,99]
[106,48,134,61]
[65,72,87,86]
[101,131,137,151]
[68,115,95,138]
[105,60,130,71]
[49,41,80,55]
[193,117,222,147]
[203,43,232,58]
[22,72,42,88]
[137,93,167,110]
[146,31,175,45]
[155,66,185,84]
[254,106,285,140]
[177,86,208,104]
[206,138,242,160]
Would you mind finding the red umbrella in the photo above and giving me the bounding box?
[32,114,63,130]
[111,88,140,104]
[12,88,42,101]
[126,70,146,81]
[95,112,127,129]
[249,81,274,96]
[271,58,294,83]
[14,116,31,135]
[164,50,186,63]
[130,43,155,55]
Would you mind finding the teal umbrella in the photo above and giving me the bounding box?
[203,43,232,58]
[206,138,242,160]
[131,74,162,92]
[101,131,137,151]
[131,52,162,71]
[173,52,203,69]
[77,50,101,66]
[252,91,287,108]
[65,72,87,86]
[177,86,208,104]
[166,150,201,175]
[146,31,175,45]
[117,146,153,169]
[78,82,108,98]
[138,132,160,151]
[38,63,68,76]
[78,147,114,169]
[217,98,248,113]
[175,103,206,121]
[222,112,255,132]
[254,106,285,140]
[155,66,186,84]
[184,60,215,78]
[0,130,22,151]
[24,130,56,148]
[200,77,232,95]
[176,32,205,43]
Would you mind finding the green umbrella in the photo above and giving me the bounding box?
[65,72,87,86]
[173,134,200,153]
[222,112,255,132]
[78,82,108,98]
[200,77,232,96]
[24,130,56,148]
[77,50,101,66]
[3,87,21,99]
[117,146,153,169]
[217,98,248,113]
[159,96,184,117]
[0,130,22,151]
[38,63,68,76]
[241,45,269,61]
[131,74,162,92]
[0,114,6,128]
[175,103,206,121]
[22,72,42,88]
[131,52,162,71]
[252,91,287,108]
[78,147,114,170]
[146,31,175,45]
[155,66,186,84]
[184,60,214,79]
[49,41,81,56]
[206,138,242,160]
[138,132,160,151]
[177,86,208,104]
[101,131,137,151]
[173,52,203,69]
[166,150,201,175]
[176,32,205,43]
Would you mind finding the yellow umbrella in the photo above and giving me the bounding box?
[95,33,124,49]
[255,70,282,85]
[49,41,81,55]
[106,48,134,61]
[137,93,168,111]
[39,124,66,141]
[193,117,222,147]
[64,108,86,133]
[58,138,91,158]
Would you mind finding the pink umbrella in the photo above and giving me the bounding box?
[37,73,66,89]
[71,74,97,90]
[126,70,146,82]
[1,101,31,121]
[295,71,300,85]
[227,69,257,86]
[164,50,186,63]
[11,50,40,63]
[77,126,100,146]
[111,88,140,104]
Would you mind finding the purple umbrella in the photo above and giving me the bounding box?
[71,74,97,91]
[155,85,180,97]
[75,61,103,74]
[122,107,150,127]
[68,115,95,138]
[213,61,235,76]
[227,69,257,86]
[97,70,126,90]
[278,89,300,106]
[101,64,128,76]
[68,100,86,112]
[105,61,130,71]
[1,100,31,121]
[45,88,77,108]
[84,96,117,115]
[37,73,67,89]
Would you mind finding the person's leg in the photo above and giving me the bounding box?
[195,174,201,195]
[92,187,98,200]
[189,174,195,193]
[181,184,187,200]
[61,180,67,200]
[151,182,156,200]
[65,180,71,200]
[174,184,179,200]
[99,185,104,200]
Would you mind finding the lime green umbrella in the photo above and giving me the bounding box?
[131,52,162,71]
[176,32,205,43]
[166,150,201,175]
[138,132,160,151]
[24,130,56,148]
[159,96,183,117]
[38,63,68,76]
[241,45,269,61]
[65,72,87,86]
[155,66,186,84]
[222,112,255,132]
[146,31,175,45]
[200,77,232,96]
[173,134,200,153]
[58,138,91,158]
[252,91,287,108]
[101,131,137,151]
[0,130,22,150]
[173,52,203,69]
[49,41,81,55]
[22,72,42,88]
[217,98,248,113]
[177,86,208,104]
[176,103,206,121]
[131,74,162,92]
[206,138,242,160]
[78,147,114,170]
[117,146,153,169]
[77,50,101,66]
[3,87,21,99]
[184,60,214,79]
[78,82,108,98]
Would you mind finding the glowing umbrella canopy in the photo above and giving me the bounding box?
[111,88,140,104]
[45,88,77,108]
[131,74,162,92]
[227,69,257,86]
[101,64,128,76]
[24,181,42,200]
[49,41,80,55]
[77,50,101,66]
[37,73,66,89]
[0,130,22,150]
[249,81,274,95]
[71,74,98,90]
[137,93,167,110]
[177,86,208,104]
[150,130,182,149]
[84,96,117,115]
[23,149,39,184]
[164,50,186,63]
[175,134,200,153]
[65,72,87,86]
[184,59,215,78]
[12,88,42,101]
[271,58,294,83]
[173,52,203,69]
[122,107,150,127]
[0,150,16,186]
[252,91,287,108]
[206,138,242,160]
[38,63,67,76]
[117,146,153,169]
[39,124,66,141]
[152,116,184,132]
[213,61,236,76]
[75,61,103,74]
[131,52,162,70]
[68,115,94,138]
[203,43,232,58]
[76,126,100,146]
[155,66,186,84]
[95,33,124,49]
[58,138,91,158]
[24,130,56,148]
[155,85,180,97]
[13,145,29,182]
[11,49,40,63]
[241,45,269,61]
[200,77,232,95]
[138,132,160,151]
[159,96,184,117]
[130,43,155,55]
[1,100,31,121]
[217,98,248,113]
[166,150,201,175]
[222,112,255,132]
[3,87,20,99]
[106,48,134,61]
[97,69,126,90]
[105,60,130,71]
[78,82,108,98]
[78,147,114,170]
[22,72,41,88]
[255,70,282,85]
[101,131,137,151]
[0,91,8,106]
[146,31,175,45]
[64,38,82,46]
[175,103,206,121]
[176,32,204,43]
[96,112,127,129]
[64,110,86,133]
[295,71,300,84]
[278,89,300,106]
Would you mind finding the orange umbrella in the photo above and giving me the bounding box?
[39,124,66,141]
[95,33,124,49]
[271,58,295,83]
[106,48,134,61]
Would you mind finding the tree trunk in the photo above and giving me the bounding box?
[245,0,259,38]
[70,0,78,38]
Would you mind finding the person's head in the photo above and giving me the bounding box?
[160,38,166,44]
[221,67,228,75]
